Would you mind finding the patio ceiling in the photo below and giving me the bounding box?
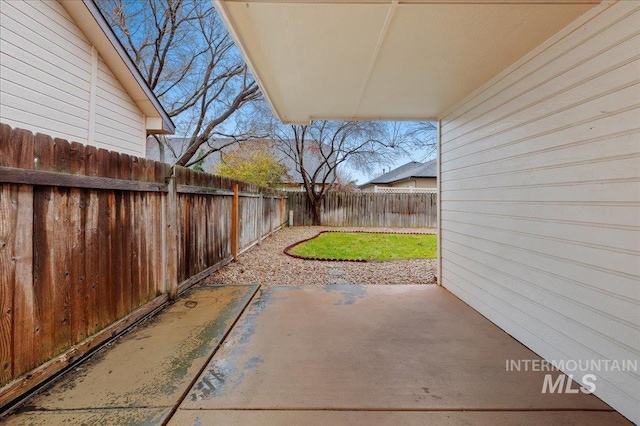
[214,0,598,124]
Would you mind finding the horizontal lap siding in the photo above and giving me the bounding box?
[0,1,146,156]
[439,2,640,423]
[0,1,91,142]
[94,58,145,157]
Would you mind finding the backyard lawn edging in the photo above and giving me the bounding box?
[283,230,436,263]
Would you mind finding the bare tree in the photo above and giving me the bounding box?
[98,0,262,166]
[270,120,435,225]
[407,121,438,160]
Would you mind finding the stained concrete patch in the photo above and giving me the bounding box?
[177,285,617,414]
[2,408,170,426]
[186,287,286,403]
[323,284,367,305]
[3,284,257,425]
[168,409,631,426]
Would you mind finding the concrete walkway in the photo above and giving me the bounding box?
[2,284,258,425]
[3,284,630,425]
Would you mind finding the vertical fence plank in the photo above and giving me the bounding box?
[0,125,15,383]
[105,151,123,320]
[0,184,16,384]
[32,133,56,364]
[96,149,111,329]
[129,157,143,309]
[183,195,191,280]
[69,142,87,343]
[166,173,178,300]
[9,146,35,382]
[117,154,131,317]
[154,163,167,296]
[144,160,156,302]
[52,138,73,356]
[9,177,35,381]
[137,159,149,305]
[232,183,239,261]
[84,145,99,335]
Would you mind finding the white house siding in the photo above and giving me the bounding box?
[439,1,639,423]
[0,1,145,156]
[95,57,145,156]
[393,178,437,189]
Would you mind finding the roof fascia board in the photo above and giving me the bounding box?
[60,0,175,134]
[212,0,293,123]
[352,0,398,117]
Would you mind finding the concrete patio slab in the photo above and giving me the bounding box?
[3,284,258,425]
[174,285,629,424]
[169,409,629,426]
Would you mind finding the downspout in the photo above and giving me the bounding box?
[436,120,442,286]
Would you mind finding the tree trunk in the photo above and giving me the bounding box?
[312,199,322,226]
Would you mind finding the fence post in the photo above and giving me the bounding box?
[232,183,239,261]
[258,193,263,245]
[280,195,285,227]
[165,171,178,300]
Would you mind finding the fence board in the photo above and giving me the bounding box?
[69,142,87,343]
[288,192,437,228]
[84,145,100,336]
[0,184,16,383]
[9,186,35,378]
[32,134,57,366]
[0,124,288,405]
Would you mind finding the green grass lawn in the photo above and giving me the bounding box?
[288,232,437,261]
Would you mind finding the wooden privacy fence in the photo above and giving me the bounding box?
[0,124,287,407]
[288,191,437,228]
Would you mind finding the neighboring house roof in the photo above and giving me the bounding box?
[406,159,438,179]
[361,159,437,187]
[61,0,175,134]
[367,161,423,185]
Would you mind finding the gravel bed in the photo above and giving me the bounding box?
[205,226,437,287]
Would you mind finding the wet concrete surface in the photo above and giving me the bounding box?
[171,285,631,425]
[2,284,258,426]
[2,284,631,425]
[3,408,170,426]
[169,409,628,426]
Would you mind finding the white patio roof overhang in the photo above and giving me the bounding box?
[213,0,598,124]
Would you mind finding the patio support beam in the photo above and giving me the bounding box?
[352,0,398,117]
[436,119,442,286]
